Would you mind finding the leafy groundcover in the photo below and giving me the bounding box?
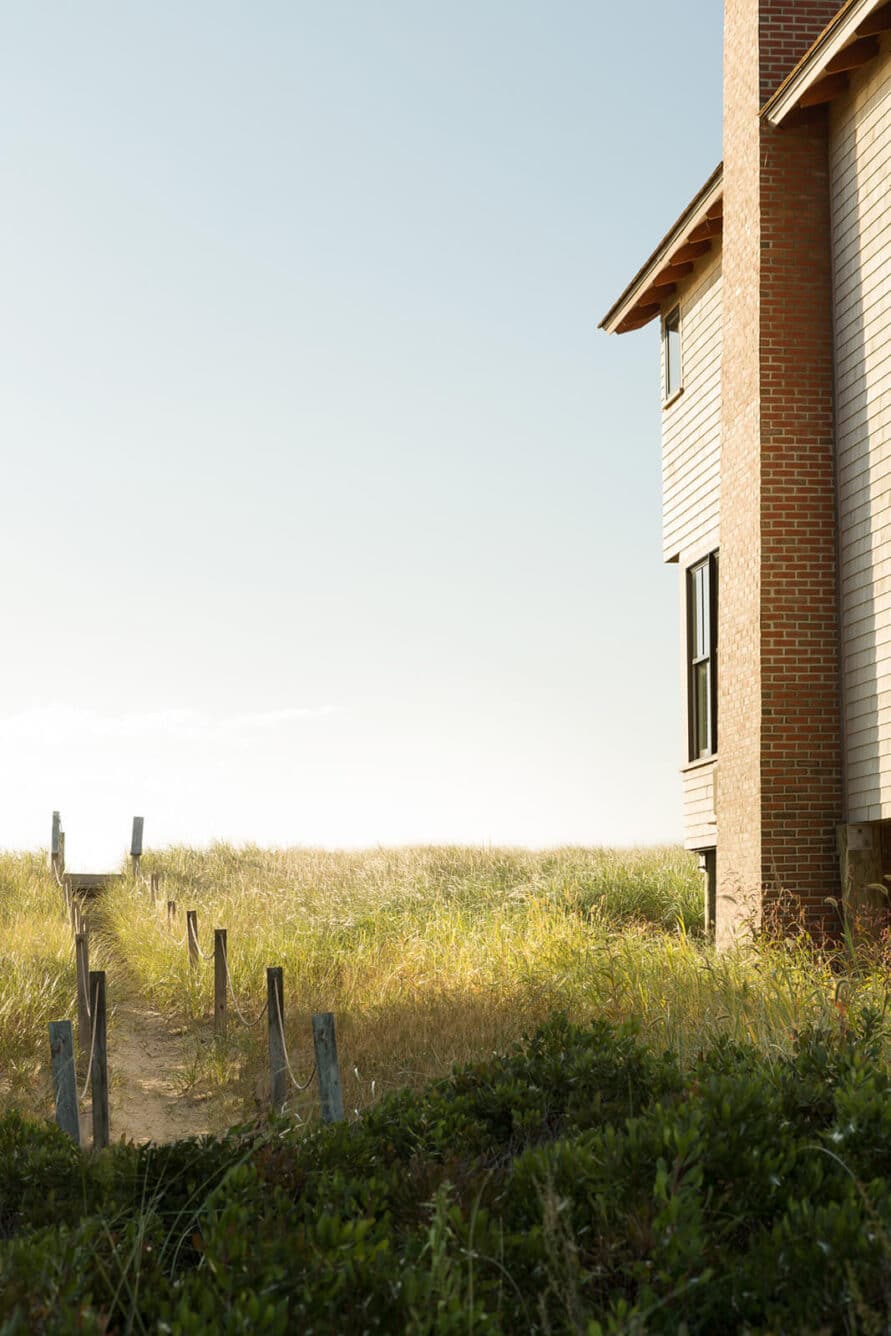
[3,1014,891,1333]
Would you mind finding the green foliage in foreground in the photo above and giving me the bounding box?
[5,1014,891,1332]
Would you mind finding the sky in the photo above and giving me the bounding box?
[0,4,724,869]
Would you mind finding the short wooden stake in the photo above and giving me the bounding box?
[48,1020,80,1144]
[167,900,177,926]
[214,929,227,1039]
[312,1012,344,1124]
[187,910,199,970]
[75,931,90,1057]
[150,872,159,904]
[267,967,286,1114]
[89,970,109,1150]
[59,831,66,875]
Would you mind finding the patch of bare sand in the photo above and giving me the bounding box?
[80,995,219,1146]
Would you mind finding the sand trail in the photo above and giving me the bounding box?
[80,992,215,1147]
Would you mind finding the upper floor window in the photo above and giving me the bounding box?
[688,553,718,760]
[664,306,682,400]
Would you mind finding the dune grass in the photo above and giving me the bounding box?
[91,843,891,1127]
[0,854,79,1111]
[5,842,891,1133]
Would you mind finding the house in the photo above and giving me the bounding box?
[600,0,891,946]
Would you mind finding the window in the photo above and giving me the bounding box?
[664,306,682,399]
[687,553,718,760]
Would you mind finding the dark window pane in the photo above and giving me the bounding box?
[665,309,681,397]
[688,553,718,762]
[693,662,710,757]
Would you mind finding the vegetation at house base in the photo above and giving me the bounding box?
[5,1013,891,1332]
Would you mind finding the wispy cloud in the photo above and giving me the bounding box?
[0,705,336,745]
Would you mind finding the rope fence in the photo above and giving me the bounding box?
[222,942,269,1028]
[272,982,317,1092]
[46,809,345,1149]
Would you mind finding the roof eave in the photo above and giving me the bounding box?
[598,164,723,336]
[763,0,885,125]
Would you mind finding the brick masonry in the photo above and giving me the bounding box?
[717,0,843,945]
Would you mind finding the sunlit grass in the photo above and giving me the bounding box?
[7,843,891,1134]
[94,843,891,1126]
[0,853,78,1111]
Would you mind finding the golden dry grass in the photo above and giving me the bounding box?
[95,844,891,1126]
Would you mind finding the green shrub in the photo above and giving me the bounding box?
[4,1013,891,1332]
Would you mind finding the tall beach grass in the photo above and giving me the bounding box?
[96,843,891,1127]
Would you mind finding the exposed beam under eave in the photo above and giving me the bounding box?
[800,71,851,106]
[763,0,886,125]
[859,1,891,35]
[825,34,880,71]
[599,165,723,335]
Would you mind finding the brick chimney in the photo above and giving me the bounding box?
[717,0,843,945]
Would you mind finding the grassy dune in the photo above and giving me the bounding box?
[93,844,889,1125]
[5,843,891,1129]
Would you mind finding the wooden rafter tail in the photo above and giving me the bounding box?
[687,218,722,245]
[825,35,880,74]
[857,2,891,37]
[799,71,850,108]
[639,281,676,307]
[653,261,694,287]
[615,306,661,334]
[671,240,712,265]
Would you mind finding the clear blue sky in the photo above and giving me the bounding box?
[0,3,723,867]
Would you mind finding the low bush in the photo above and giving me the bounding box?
[3,1011,891,1332]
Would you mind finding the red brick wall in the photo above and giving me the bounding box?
[759,109,841,930]
[758,2,844,102]
[717,0,843,944]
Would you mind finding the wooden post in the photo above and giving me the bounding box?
[75,932,90,1057]
[69,897,78,937]
[59,830,66,875]
[150,872,159,905]
[312,1012,344,1124]
[214,929,227,1039]
[187,911,199,970]
[167,900,177,927]
[130,816,144,878]
[89,970,109,1150]
[48,1021,80,1144]
[267,967,286,1113]
[51,811,61,876]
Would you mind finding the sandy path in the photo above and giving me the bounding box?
[80,993,216,1147]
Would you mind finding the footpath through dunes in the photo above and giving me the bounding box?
[80,987,215,1148]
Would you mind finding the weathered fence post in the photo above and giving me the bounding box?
[131,816,144,878]
[59,830,66,875]
[167,900,177,927]
[267,967,286,1113]
[187,911,199,971]
[51,811,61,877]
[48,1021,80,1144]
[75,931,90,1057]
[312,1012,344,1123]
[89,971,109,1150]
[150,872,159,905]
[214,929,227,1039]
